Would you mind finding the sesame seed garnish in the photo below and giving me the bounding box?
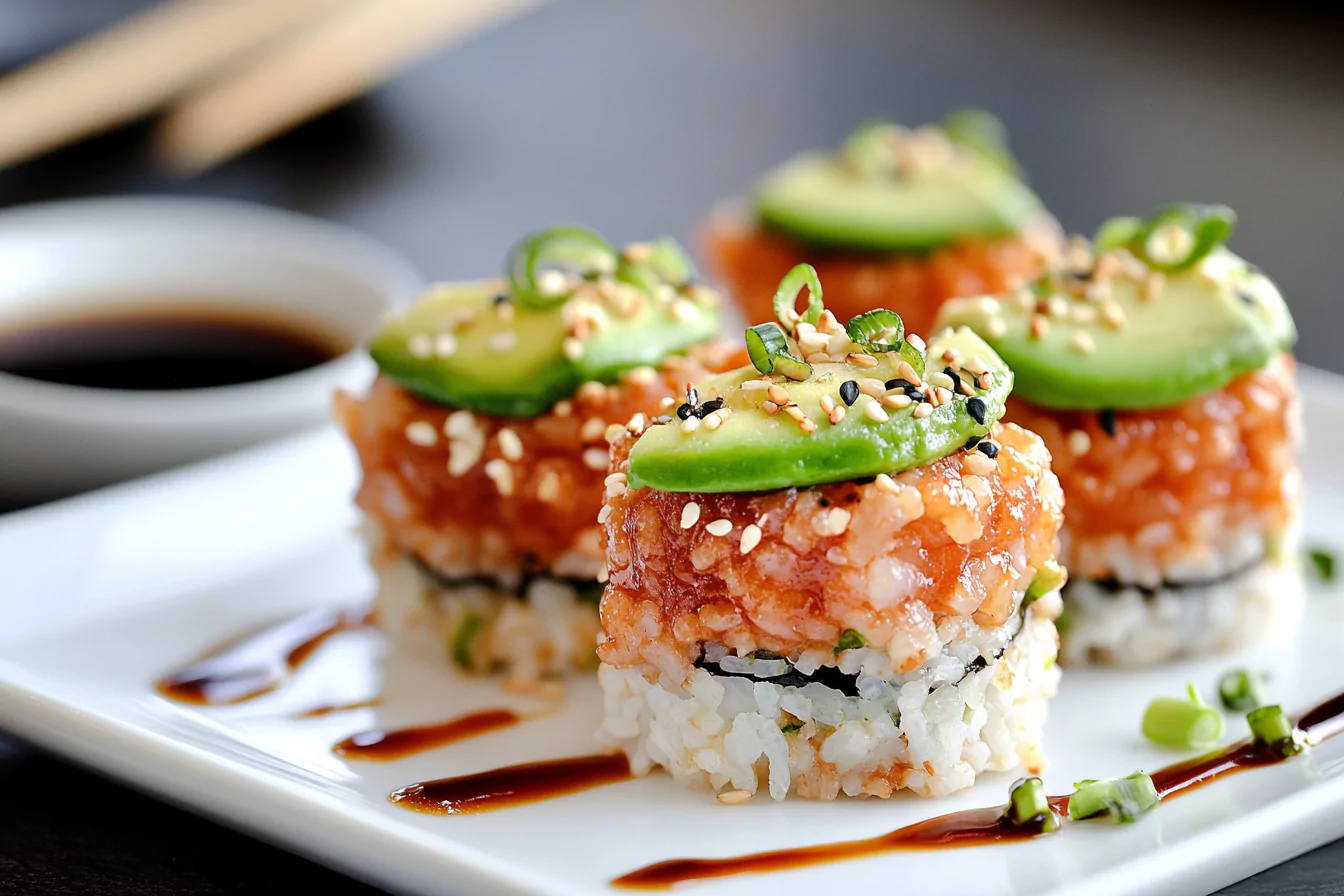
[625,366,657,385]
[964,434,983,450]
[862,399,889,423]
[604,423,627,443]
[767,384,791,405]
[839,380,860,406]
[962,357,988,376]
[598,504,613,524]
[974,371,992,391]
[965,451,996,477]
[906,333,926,352]
[741,379,771,392]
[874,473,899,494]
[699,398,727,416]
[444,409,479,439]
[580,417,606,441]
[1098,409,1117,437]
[798,418,818,434]
[407,333,433,358]
[489,331,518,352]
[896,360,920,384]
[882,393,912,410]
[404,421,438,446]
[828,405,846,425]
[605,478,627,499]
[562,337,583,361]
[680,415,701,434]
[717,789,751,806]
[1030,315,1050,340]
[928,371,955,391]
[935,387,954,406]
[1046,296,1069,319]
[497,428,524,461]
[680,502,701,529]
[913,403,933,419]
[703,409,729,431]
[783,405,807,423]
[658,396,676,412]
[626,413,647,434]
[577,381,607,402]
[484,459,514,496]
[847,352,879,368]
[819,395,836,415]
[941,348,960,364]
[536,270,570,297]
[739,524,763,553]
[1067,430,1091,456]
[433,333,457,358]
[985,318,1007,339]
[977,441,999,458]
[582,447,609,470]
[762,401,780,415]
[966,396,987,425]
[604,471,627,486]
[1070,331,1096,354]
[858,377,886,399]
[1142,272,1166,301]
[669,299,698,323]
[553,400,573,418]
[705,519,733,537]
[537,470,561,503]
[820,507,851,536]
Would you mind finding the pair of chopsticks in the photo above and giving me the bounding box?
[0,0,540,175]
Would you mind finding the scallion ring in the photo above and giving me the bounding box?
[1217,668,1264,713]
[1002,776,1059,833]
[1141,683,1225,750]
[941,108,1020,176]
[1068,772,1159,823]
[845,308,904,354]
[897,342,926,379]
[506,226,616,310]
[1247,705,1304,758]
[616,237,697,294]
[773,263,824,329]
[745,322,812,381]
[1092,216,1143,255]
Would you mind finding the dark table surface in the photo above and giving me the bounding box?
[2,1,1344,894]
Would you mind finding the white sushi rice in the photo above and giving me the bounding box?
[598,598,1061,800]
[374,553,600,685]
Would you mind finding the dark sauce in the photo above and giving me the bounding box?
[155,606,374,706]
[334,710,524,762]
[0,305,344,390]
[292,699,382,719]
[389,753,632,816]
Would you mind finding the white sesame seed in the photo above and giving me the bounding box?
[626,413,647,434]
[897,360,920,383]
[407,333,433,358]
[1101,302,1126,329]
[705,519,733,537]
[846,353,879,368]
[783,405,807,423]
[680,502,701,529]
[1046,296,1069,319]
[798,418,818,434]
[577,381,607,402]
[433,333,458,358]
[858,377,886,398]
[659,396,676,411]
[913,403,933,419]
[1030,315,1050,340]
[444,409,480,439]
[819,395,836,415]
[483,459,514,496]
[562,337,583,361]
[404,421,438,446]
[739,524,763,554]
[767,384,791,405]
[1070,331,1096,354]
[906,333,926,352]
[814,506,850,537]
[604,471,627,485]
[965,452,997,476]
[597,504,613,524]
[489,330,518,352]
[605,479,627,498]
[882,393,913,410]
[762,401,780,415]
[717,789,752,806]
[538,471,561,503]
[669,299,699,323]
[604,423,626,443]
[1067,430,1092,456]
[553,400,573,418]
[447,437,484,476]
[985,318,1007,339]
[828,405,846,425]
[962,356,989,375]
[497,428,524,461]
[583,447,609,470]
[941,348,960,364]
[578,417,605,442]
[874,473,899,494]
[741,379,771,392]
[935,387,954,406]
[626,366,657,385]
[537,269,571,297]
[596,566,609,584]
[680,415,701,434]
[862,399,889,423]
[928,371,955,390]
[703,409,728,431]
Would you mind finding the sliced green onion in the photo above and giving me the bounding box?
[1068,772,1159,823]
[745,322,812,381]
[1025,560,1067,605]
[1248,705,1304,758]
[841,121,901,178]
[773,263,824,328]
[1002,776,1059,833]
[1308,548,1336,583]
[616,237,697,293]
[1217,668,1264,713]
[897,341,926,379]
[1092,216,1143,255]
[941,108,1020,176]
[450,612,483,668]
[780,720,804,735]
[1140,204,1236,272]
[845,308,904,354]
[772,355,812,381]
[834,629,868,655]
[506,226,616,309]
[1142,683,1225,750]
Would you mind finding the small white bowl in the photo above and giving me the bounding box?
[0,196,422,504]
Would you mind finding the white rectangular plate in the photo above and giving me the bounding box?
[3,370,1344,896]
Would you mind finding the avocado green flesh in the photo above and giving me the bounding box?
[752,153,1044,253]
[369,280,721,418]
[627,328,1010,493]
[937,248,1296,411]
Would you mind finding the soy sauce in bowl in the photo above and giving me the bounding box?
[0,304,347,391]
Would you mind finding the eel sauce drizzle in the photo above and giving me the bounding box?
[611,691,1344,890]
[335,710,524,761]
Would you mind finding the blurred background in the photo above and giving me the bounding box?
[0,0,1342,893]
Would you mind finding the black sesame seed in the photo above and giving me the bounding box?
[818,496,830,508]
[839,380,860,406]
[1098,409,1117,437]
[977,441,1000,458]
[1066,270,1092,283]
[943,365,963,384]
[676,403,695,420]
[966,397,987,425]
[884,378,913,391]
[699,398,726,415]
[492,293,511,305]
[907,390,927,403]
[686,386,700,407]
[964,434,983,450]
[1237,289,1256,306]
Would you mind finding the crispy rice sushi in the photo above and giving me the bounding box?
[705,110,1061,340]
[597,266,1066,800]
[338,227,739,685]
[939,204,1302,665]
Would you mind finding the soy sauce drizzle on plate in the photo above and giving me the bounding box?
[292,698,382,719]
[155,606,374,706]
[611,690,1344,890]
[335,709,524,761]
[389,753,632,815]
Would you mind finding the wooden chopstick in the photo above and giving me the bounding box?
[0,0,348,172]
[155,0,544,174]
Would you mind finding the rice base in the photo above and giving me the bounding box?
[598,596,1061,800]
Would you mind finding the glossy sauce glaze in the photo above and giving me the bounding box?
[335,709,523,761]
[155,606,373,706]
[611,691,1344,890]
[292,699,382,719]
[389,753,632,815]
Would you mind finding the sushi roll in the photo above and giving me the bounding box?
[338,227,737,686]
[597,265,1066,800]
[938,204,1301,665]
[705,110,1061,340]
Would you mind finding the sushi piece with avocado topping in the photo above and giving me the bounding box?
[597,265,1066,800]
[937,203,1303,665]
[705,110,1062,342]
[337,226,740,687]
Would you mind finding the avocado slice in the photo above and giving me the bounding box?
[754,152,1043,254]
[370,279,722,418]
[937,247,1296,411]
[627,327,1010,493]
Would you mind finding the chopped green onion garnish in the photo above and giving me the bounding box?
[1092,216,1143,256]
[897,341,926,380]
[1247,705,1304,758]
[450,612,483,668]
[940,108,1020,176]
[845,308,904,354]
[1217,668,1264,713]
[834,629,867,655]
[506,226,616,310]
[616,237,696,294]
[1068,772,1159,823]
[1002,776,1059,833]
[780,721,804,735]
[1142,683,1225,750]
[745,322,811,381]
[1094,204,1236,273]
[773,263,824,328]
[1025,560,1067,604]
[1308,548,1336,583]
